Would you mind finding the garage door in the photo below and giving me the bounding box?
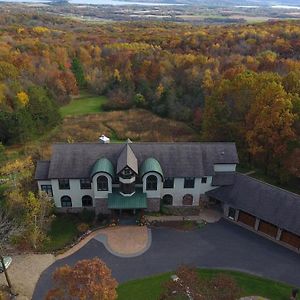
[238,211,256,228]
[280,230,300,249]
[258,220,278,238]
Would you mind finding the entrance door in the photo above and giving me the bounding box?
[118,209,137,225]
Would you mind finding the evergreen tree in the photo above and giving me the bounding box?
[71,57,86,88]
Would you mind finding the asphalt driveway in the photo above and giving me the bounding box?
[33,219,300,299]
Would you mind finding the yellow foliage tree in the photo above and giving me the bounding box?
[32,26,50,34]
[16,91,29,106]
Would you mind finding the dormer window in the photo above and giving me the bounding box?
[97,176,108,191]
[123,167,132,176]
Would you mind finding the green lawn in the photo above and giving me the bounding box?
[117,269,293,300]
[42,214,79,252]
[59,94,107,117]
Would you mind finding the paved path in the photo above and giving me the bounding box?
[33,219,300,299]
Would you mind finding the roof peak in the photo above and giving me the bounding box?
[117,143,138,174]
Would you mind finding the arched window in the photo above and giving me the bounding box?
[182,194,193,206]
[82,195,93,207]
[162,194,173,205]
[146,175,157,191]
[61,196,72,207]
[97,176,108,191]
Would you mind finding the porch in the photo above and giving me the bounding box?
[108,188,147,225]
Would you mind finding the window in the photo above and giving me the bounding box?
[163,177,174,188]
[123,168,132,175]
[82,195,93,207]
[97,176,108,191]
[80,179,91,189]
[121,167,133,179]
[162,194,173,205]
[182,194,193,205]
[146,175,157,190]
[201,177,207,184]
[58,179,70,190]
[184,177,195,188]
[228,207,236,220]
[41,185,53,197]
[61,196,72,207]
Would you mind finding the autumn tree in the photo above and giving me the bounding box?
[46,258,118,300]
[246,82,296,175]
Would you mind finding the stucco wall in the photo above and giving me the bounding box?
[50,179,93,208]
[38,170,230,210]
[161,177,217,206]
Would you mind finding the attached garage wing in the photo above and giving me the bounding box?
[280,230,300,250]
[238,211,256,228]
[258,220,278,238]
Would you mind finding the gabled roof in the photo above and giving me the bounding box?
[91,158,114,178]
[34,161,50,180]
[117,144,138,174]
[46,142,238,179]
[207,173,300,236]
[140,157,163,178]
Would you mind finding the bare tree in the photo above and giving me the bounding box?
[0,211,19,295]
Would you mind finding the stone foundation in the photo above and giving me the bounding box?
[55,207,95,214]
[95,198,110,214]
[146,198,160,212]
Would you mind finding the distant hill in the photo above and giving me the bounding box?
[117,0,300,6]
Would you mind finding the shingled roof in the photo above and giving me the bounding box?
[35,161,50,180]
[207,173,300,236]
[117,144,138,174]
[42,142,238,179]
[211,172,236,186]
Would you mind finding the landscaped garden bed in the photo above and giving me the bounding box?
[150,220,201,231]
[42,211,110,253]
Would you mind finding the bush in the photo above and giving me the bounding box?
[79,209,95,223]
[77,223,89,233]
[97,213,109,225]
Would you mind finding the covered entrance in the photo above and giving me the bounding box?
[108,188,147,225]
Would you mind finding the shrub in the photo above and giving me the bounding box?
[97,213,109,224]
[77,223,89,233]
[160,266,241,300]
[79,209,95,223]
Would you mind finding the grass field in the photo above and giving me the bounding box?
[46,108,199,147]
[117,269,293,300]
[59,94,107,117]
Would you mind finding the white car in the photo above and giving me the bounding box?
[0,256,12,272]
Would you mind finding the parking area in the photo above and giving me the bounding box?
[33,219,300,300]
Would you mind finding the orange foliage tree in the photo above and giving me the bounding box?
[46,258,118,300]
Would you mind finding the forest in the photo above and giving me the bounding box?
[0,13,299,183]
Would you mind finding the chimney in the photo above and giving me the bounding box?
[99,134,110,144]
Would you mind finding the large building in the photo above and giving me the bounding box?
[35,141,300,252]
[34,141,238,214]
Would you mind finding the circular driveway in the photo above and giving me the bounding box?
[33,219,300,299]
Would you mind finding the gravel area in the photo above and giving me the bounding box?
[0,254,55,299]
